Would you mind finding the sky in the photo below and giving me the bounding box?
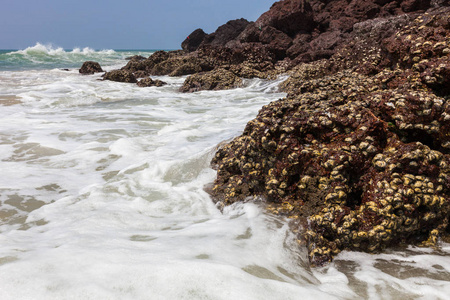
[0,0,277,50]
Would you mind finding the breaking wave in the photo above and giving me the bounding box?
[0,43,155,71]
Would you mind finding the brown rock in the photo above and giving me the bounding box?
[79,61,103,74]
[181,29,207,52]
[103,70,137,83]
[137,78,167,87]
[180,68,243,93]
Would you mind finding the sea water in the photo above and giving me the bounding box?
[0,43,449,299]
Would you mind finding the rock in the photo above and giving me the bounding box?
[151,56,213,76]
[209,5,450,266]
[181,29,207,52]
[103,70,137,83]
[79,61,103,74]
[180,68,243,93]
[256,0,316,37]
[259,26,293,59]
[137,78,167,87]
[125,55,147,61]
[204,18,251,47]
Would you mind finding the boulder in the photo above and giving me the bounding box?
[137,78,167,87]
[125,55,147,61]
[181,29,207,52]
[103,70,137,83]
[256,0,316,37]
[204,18,251,47]
[180,68,243,93]
[79,61,103,74]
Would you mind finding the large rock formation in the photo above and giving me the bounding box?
[210,4,450,266]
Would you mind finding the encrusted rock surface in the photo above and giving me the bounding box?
[180,68,243,93]
[103,70,137,83]
[79,61,103,74]
[210,5,450,266]
[137,77,167,87]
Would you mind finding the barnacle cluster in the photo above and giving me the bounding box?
[210,7,450,265]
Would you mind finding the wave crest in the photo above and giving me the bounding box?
[11,43,116,57]
[1,43,148,70]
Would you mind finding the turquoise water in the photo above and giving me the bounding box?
[0,43,158,71]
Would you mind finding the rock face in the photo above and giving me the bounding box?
[181,29,207,52]
[210,5,450,266]
[79,61,103,74]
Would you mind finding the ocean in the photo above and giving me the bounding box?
[0,43,449,299]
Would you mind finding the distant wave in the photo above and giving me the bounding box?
[11,43,116,56]
[1,43,153,71]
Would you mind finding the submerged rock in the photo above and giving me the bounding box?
[137,77,167,87]
[79,61,103,74]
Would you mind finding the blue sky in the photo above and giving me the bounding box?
[1,0,276,50]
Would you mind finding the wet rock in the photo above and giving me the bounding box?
[137,77,167,87]
[209,5,450,266]
[125,55,147,61]
[79,61,103,74]
[151,56,213,76]
[103,70,137,83]
[180,68,243,93]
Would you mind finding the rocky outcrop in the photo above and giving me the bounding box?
[121,50,213,77]
[180,68,243,93]
[204,19,251,47]
[137,77,167,87]
[210,5,450,266]
[182,19,251,52]
[181,29,207,52]
[79,61,103,74]
[103,70,137,83]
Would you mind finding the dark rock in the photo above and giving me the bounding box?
[151,56,213,76]
[205,18,251,47]
[79,61,103,74]
[125,55,147,61]
[182,29,207,52]
[137,77,167,87]
[133,70,149,79]
[259,26,293,59]
[103,70,137,83]
[180,68,243,93]
[256,0,316,36]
